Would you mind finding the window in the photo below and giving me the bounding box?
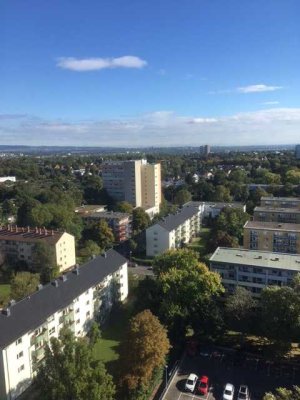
[76,308,80,314]
[17,351,23,359]
[15,338,22,346]
[76,319,80,324]
[86,311,90,318]
[86,300,90,305]
[49,327,55,335]
[18,365,25,373]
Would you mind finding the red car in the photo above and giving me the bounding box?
[197,375,209,395]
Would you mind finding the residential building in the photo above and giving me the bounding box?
[75,205,107,214]
[210,247,300,296]
[295,144,300,159]
[146,205,201,256]
[0,249,128,400]
[253,206,300,224]
[183,201,246,219]
[82,211,132,242]
[199,145,210,157]
[102,160,161,215]
[243,221,300,254]
[0,226,76,272]
[260,196,300,209]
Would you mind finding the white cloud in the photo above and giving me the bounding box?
[1,108,300,146]
[56,56,147,71]
[237,84,283,93]
[261,101,280,105]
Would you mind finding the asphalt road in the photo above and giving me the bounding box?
[163,350,298,400]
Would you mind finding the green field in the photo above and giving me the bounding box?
[0,284,10,297]
[188,227,211,254]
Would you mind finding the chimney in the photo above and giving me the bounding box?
[60,275,67,282]
[2,308,11,317]
[27,226,30,232]
[73,265,80,275]
[35,227,38,233]
[103,252,107,258]
[51,230,54,236]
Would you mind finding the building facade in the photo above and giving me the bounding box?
[102,160,161,215]
[243,221,300,254]
[146,206,201,257]
[183,201,246,219]
[295,144,300,159]
[260,197,300,210]
[0,227,76,272]
[210,247,300,296]
[253,206,300,224]
[0,249,128,400]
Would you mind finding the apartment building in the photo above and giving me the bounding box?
[102,160,161,216]
[243,221,300,254]
[210,247,300,296]
[75,205,107,214]
[253,206,300,224]
[82,211,132,242]
[0,249,128,400]
[0,226,76,272]
[260,196,300,209]
[183,201,246,219]
[146,206,201,256]
[295,144,300,159]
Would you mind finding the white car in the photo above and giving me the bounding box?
[238,385,250,400]
[185,373,198,392]
[223,383,235,400]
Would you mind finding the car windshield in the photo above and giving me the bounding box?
[187,379,194,385]
[200,382,207,388]
[225,389,232,395]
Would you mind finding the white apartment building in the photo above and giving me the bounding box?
[0,226,76,272]
[183,201,246,219]
[102,160,161,215]
[210,247,300,297]
[146,206,201,257]
[0,249,128,400]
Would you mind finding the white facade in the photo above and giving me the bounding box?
[146,208,201,257]
[0,177,16,183]
[0,251,128,400]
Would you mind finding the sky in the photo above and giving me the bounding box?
[1,0,300,147]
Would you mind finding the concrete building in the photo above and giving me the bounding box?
[75,205,107,214]
[199,145,210,157]
[183,201,246,219]
[0,249,128,400]
[260,197,300,210]
[295,144,300,159]
[243,221,300,254]
[102,160,161,215]
[146,206,201,257]
[82,211,132,242]
[0,226,76,272]
[253,206,300,224]
[210,247,300,296]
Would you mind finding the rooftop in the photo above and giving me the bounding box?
[261,196,300,202]
[0,249,127,348]
[157,206,199,232]
[210,247,300,271]
[0,226,65,245]
[244,220,300,232]
[75,205,107,214]
[183,201,245,209]
[254,206,300,214]
[83,211,131,220]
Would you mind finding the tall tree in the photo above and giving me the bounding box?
[35,328,115,400]
[32,242,59,283]
[263,386,300,400]
[115,201,134,214]
[10,272,40,301]
[174,189,192,206]
[132,207,150,233]
[119,310,170,394]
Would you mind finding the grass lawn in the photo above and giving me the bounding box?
[0,284,10,297]
[188,227,211,255]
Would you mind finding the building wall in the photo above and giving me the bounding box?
[123,161,142,207]
[141,163,161,212]
[260,198,300,209]
[55,233,76,271]
[243,227,300,254]
[146,224,171,257]
[210,260,297,297]
[0,263,128,400]
[253,209,300,224]
[102,162,125,202]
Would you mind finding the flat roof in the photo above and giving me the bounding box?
[254,206,300,214]
[0,249,127,348]
[261,196,300,202]
[244,220,300,232]
[84,211,131,220]
[184,201,244,209]
[210,247,300,271]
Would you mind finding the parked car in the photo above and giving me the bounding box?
[197,375,209,395]
[223,383,235,400]
[238,385,250,400]
[185,373,198,392]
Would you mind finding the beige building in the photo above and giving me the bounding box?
[243,221,300,254]
[146,205,201,257]
[210,247,300,296]
[260,196,300,209]
[102,160,161,216]
[253,206,300,224]
[0,226,76,272]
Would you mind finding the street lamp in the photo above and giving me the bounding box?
[129,251,132,264]
[165,365,168,389]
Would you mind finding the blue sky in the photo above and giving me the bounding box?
[1,0,300,146]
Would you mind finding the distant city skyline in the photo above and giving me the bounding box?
[1,0,299,146]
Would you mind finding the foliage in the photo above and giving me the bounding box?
[35,328,115,400]
[115,201,134,214]
[174,189,192,206]
[32,242,59,284]
[286,169,300,184]
[206,230,239,253]
[82,220,114,249]
[225,287,257,333]
[132,207,150,233]
[263,386,300,400]
[119,310,170,394]
[10,271,40,301]
[153,248,199,276]
[78,240,102,262]
[88,321,101,346]
[215,207,249,241]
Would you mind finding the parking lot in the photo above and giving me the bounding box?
[163,346,299,400]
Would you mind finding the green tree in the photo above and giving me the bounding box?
[132,207,150,233]
[79,240,102,262]
[115,201,134,214]
[286,169,300,185]
[174,189,192,206]
[10,272,40,301]
[216,208,249,242]
[206,230,239,253]
[119,310,170,393]
[263,386,300,400]
[212,185,232,202]
[35,328,115,400]
[83,220,114,249]
[32,242,59,283]
[153,248,199,276]
[88,321,101,346]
